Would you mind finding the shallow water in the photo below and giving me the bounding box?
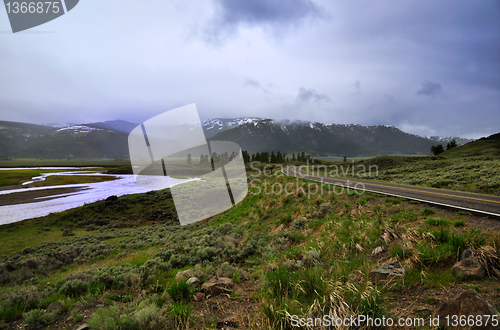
[0,169,197,225]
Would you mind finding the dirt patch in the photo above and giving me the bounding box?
[191,280,264,329]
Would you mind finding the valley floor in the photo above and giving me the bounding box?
[1,165,500,329]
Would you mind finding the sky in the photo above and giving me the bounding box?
[0,0,499,139]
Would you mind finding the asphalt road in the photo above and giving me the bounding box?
[282,166,500,218]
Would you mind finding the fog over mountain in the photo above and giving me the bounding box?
[0,118,475,159]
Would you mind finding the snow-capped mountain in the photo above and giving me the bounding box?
[203,118,473,156]
[426,136,473,146]
[202,117,263,139]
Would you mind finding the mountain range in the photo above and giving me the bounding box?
[0,118,475,159]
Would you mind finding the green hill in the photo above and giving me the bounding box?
[0,121,129,160]
[441,133,500,159]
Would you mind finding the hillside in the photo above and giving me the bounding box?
[329,132,500,195]
[0,121,129,160]
[0,118,474,159]
[86,120,138,134]
[1,164,500,329]
[207,119,459,156]
[440,133,500,159]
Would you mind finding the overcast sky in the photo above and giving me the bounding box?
[1,0,499,138]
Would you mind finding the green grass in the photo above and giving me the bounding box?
[309,147,500,195]
[424,217,451,226]
[0,168,498,329]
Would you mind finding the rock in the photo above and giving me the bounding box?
[461,249,473,260]
[46,301,66,314]
[201,277,234,296]
[370,262,405,282]
[435,290,500,330]
[186,277,201,289]
[371,246,384,256]
[175,269,196,281]
[194,292,205,301]
[451,257,486,280]
[75,324,88,330]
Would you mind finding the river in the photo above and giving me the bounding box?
[0,168,197,225]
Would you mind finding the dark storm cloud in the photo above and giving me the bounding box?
[296,87,332,104]
[204,0,327,44]
[416,81,442,97]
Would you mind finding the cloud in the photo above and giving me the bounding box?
[416,81,442,97]
[204,0,327,44]
[296,87,332,104]
[244,78,271,94]
[353,80,361,94]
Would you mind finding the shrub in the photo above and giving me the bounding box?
[135,304,167,330]
[303,249,321,267]
[88,305,139,330]
[71,310,83,323]
[62,228,75,236]
[218,262,234,278]
[293,218,307,229]
[420,208,435,216]
[59,279,89,297]
[23,309,58,327]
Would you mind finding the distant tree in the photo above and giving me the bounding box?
[262,152,270,163]
[431,144,445,156]
[242,151,250,164]
[187,153,192,165]
[446,139,458,150]
[343,156,347,163]
[301,152,306,162]
[270,151,277,163]
[292,153,296,161]
[255,152,261,162]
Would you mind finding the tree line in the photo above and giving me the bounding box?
[186,151,239,165]
[241,151,312,164]
[187,150,313,165]
[430,139,457,156]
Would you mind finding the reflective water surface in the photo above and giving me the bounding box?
[0,169,197,225]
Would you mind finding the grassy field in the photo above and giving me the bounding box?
[1,162,500,329]
[309,152,500,196]
[0,169,119,188]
